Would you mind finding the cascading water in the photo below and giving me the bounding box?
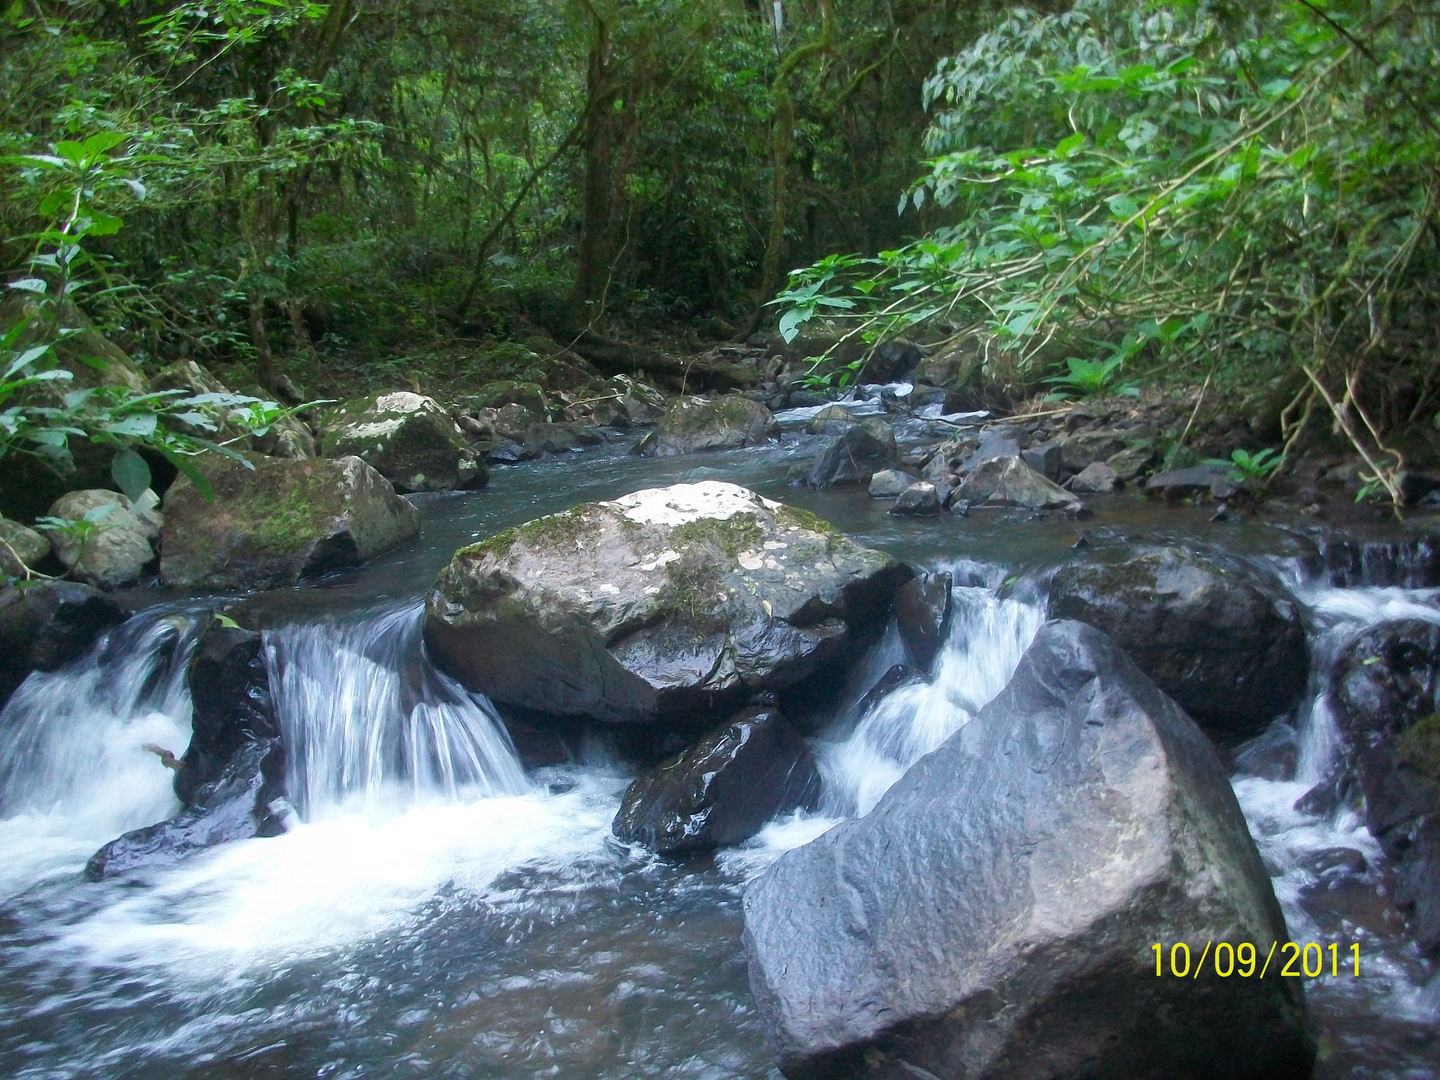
[265,603,527,818]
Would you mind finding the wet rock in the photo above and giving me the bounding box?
[487,438,531,464]
[1329,619,1440,952]
[176,624,282,802]
[640,394,780,456]
[160,455,420,591]
[854,664,928,716]
[85,737,288,879]
[0,580,126,706]
[607,374,667,425]
[894,571,952,670]
[612,706,820,855]
[808,421,897,489]
[1145,463,1234,500]
[867,470,915,498]
[485,402,542,443]
[857,339,920,384]
[891,482,940,517]
[41,489,159,589]
[1060,429,1128,472]
[1049,547,1309,736]
[523,422,604,456]
[322,391,488,493]
[0,515,50,576]
[1319,535,1440,589]
[805,405,858,436]
[743,620,1313,1080]
[1069,461,1120,494]
[1304,847,1368,879]
[955,455,1080,510]
[424,481,911,725]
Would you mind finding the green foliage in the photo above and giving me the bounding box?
[1206,447,1282,484]
[1042,357,1138,400]
[772,0,1440,494]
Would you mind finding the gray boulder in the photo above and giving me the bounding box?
[867,470,915,498]
[160,455,420,591]
[1049,547,1308,736]
[424,481,911,725]
[640,394,779,456]
[322,391,488,492]
[808,421,897,488]
[41,489,159,589]
[1070,461,1120,494]
[1060,429,1128,473]
[891,482,940,517]
[1146,463,1234,500]
[612,706,820,854]
[743,620,1313,1080]
[955,455,1079,510]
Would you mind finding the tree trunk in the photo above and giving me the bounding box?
[572,5,620,322]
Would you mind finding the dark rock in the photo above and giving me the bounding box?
[894,571,952,670]
[1328,619,1440,952]
[0,581,127,707]
[611,707,820,854]
[85,737,288,879]
[891,482,940,516]
[175,625,281,803]
[956,434,1021,475]
[1231,720,1300,781]
[955,455,1080,510]
[488,438,531,464]
[1145,463,1233,500]
[1320,535,1440,589]
[787,389,829,409]
[1108,442,1157,481]
[1060,429,1128,472]
[743,620,1313,1080]
[321,391,488,493]
[808,421,897,489]
[160,455,420,591]
[805,405,858,436]
[642,394,780,456]
[424,482,911,726]
[1303,847,1368,878]
[1021,441,1063,481]
[858,339,921,384]
[1050,547,1309,736]
[464,379,551,417]
[853,664,928,717]
[523,422,604,456]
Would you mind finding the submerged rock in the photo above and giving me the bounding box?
[639,394,779,456]
[160,455,420,591]
[1329,619,1440,953]
[85,619,290,880]
[322,391,488,492]
[0,580,126,706]
[954,454,1079,510]
[424,481,911,725]
[41,489,159,589]
[1049,547,1308,736]
[743,620,1313,1080]
[612,706,820,855]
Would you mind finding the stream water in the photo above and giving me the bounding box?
[1,429,1439,1079]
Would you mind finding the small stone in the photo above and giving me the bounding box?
[1069,461,1120,494]
[891,482,941,516]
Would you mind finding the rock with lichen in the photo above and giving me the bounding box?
[423,480,911,724]
[321,391,487,492]
[636,395,780,457]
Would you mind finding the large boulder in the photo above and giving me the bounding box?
[40,489,159,589]
[638,394,780,456]
[424,481,911,725]
[160,455,420,591]
[465,379,552,417]
[0,580,126,707]
[808,421,897,489]
[86,620,290,879]
[955,454,1078,510]
[321,391,488,492]
[743,620,1313,1080]
[1049,547,1308,737]
[1328,620,1440,952]
[612,706,820,855]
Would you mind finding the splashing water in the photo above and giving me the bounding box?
[815,568,1046,817]
[265,603,528,819]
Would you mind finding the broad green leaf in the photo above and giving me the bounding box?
[111,448,152,503]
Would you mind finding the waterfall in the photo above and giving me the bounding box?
[266,604,527,819]
[815,565,1046,817]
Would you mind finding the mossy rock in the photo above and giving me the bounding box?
[464,380,552,417]
[159,454,420,591]
[424,480,912,725]
[640,394,780,457]
[321,391,487,493]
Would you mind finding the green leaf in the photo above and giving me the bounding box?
[1056,132,1086,158]
[111,448,152,503]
